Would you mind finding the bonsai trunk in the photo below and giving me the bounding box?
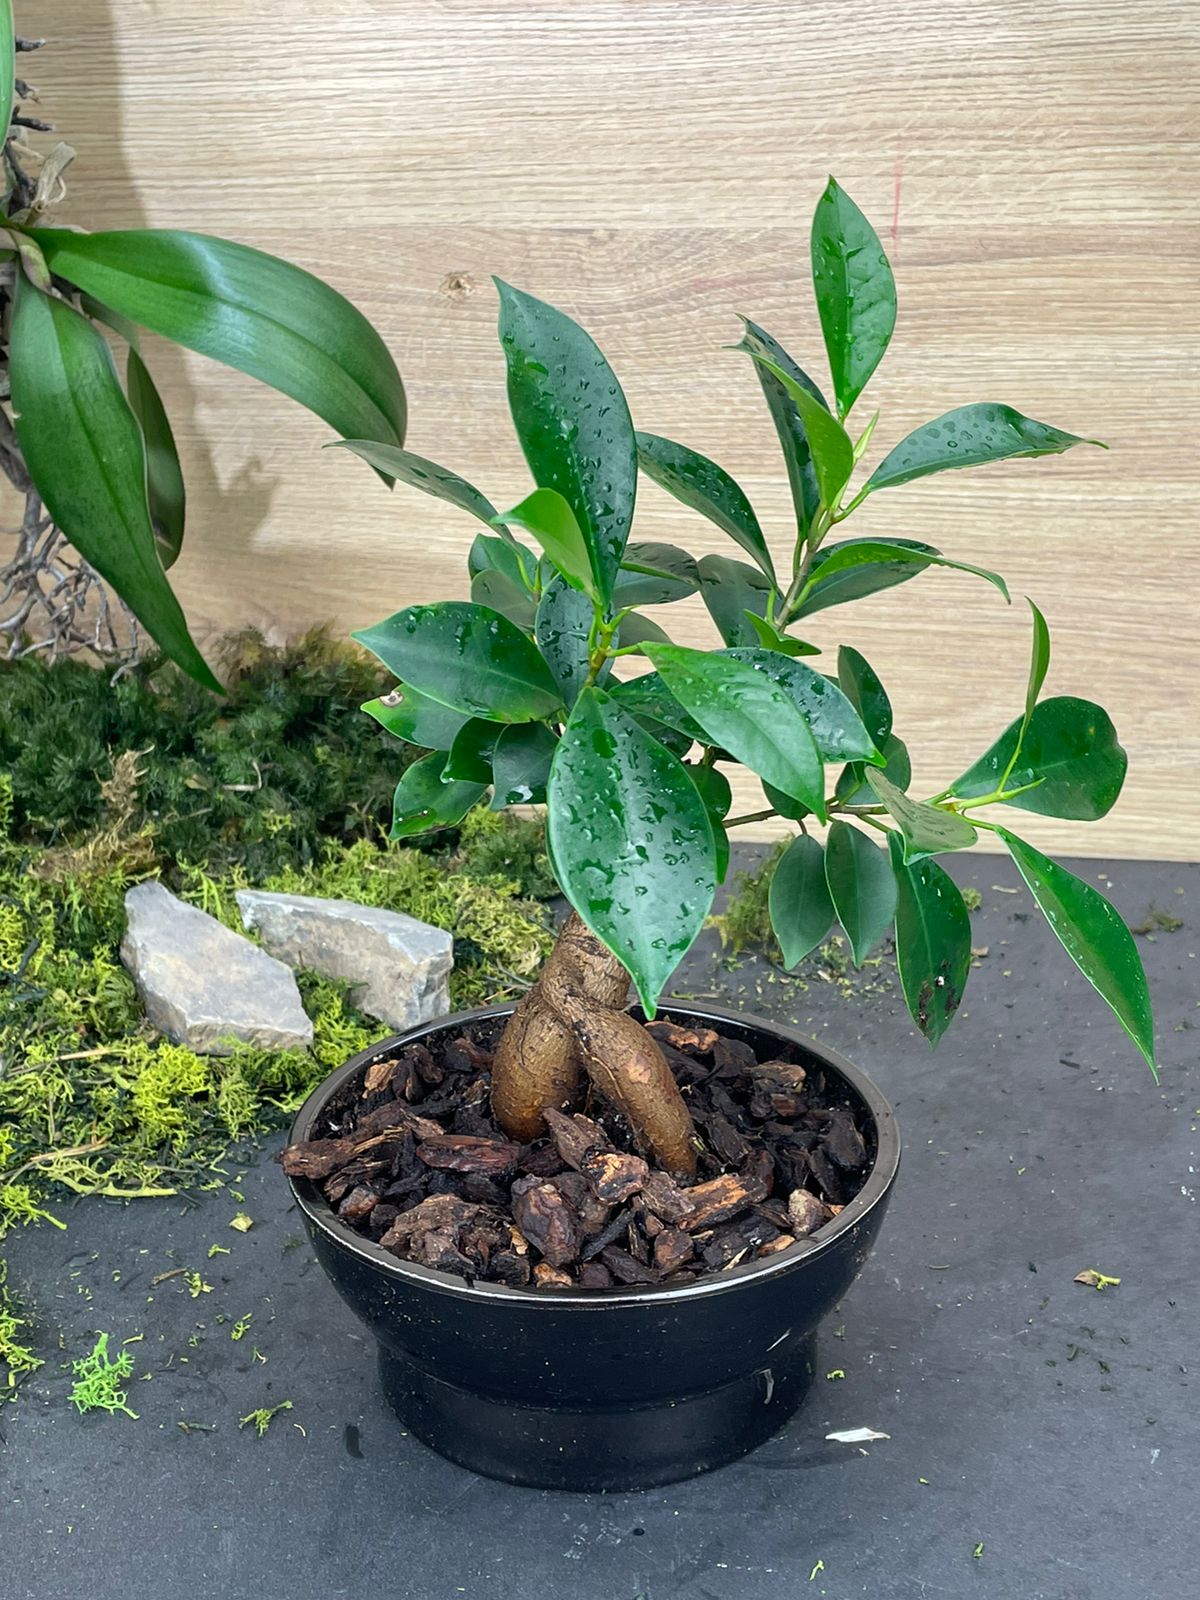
[491,912,698,1178]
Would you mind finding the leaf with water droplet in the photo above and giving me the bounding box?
[867,770,978,861]
[811,177,897,420]
[796,539,1010,614]
[635,431,776,585]
[496,280,637,605]
[721,647,881,764]
[353,601,562,722]
[614,541,700,608]
[643,644,826,818]
[389,752,486,840]
[490,721,557,809]
[548,688,717,1015]
[951,697,1127,820]
[361,685,469,750]
[697,553,774,646]
[865,403,1104,496]
[731,317,827,540]
[497,485,599,599]
[889,832,971,1047]
[995,828,1155,1072]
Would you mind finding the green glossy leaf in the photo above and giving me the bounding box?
[635,431,775,585]
[609,673,705,744]
[33,227,406,460]
[468,532,538,593]
[722,649,880,765]
[390,752,485,840]
[332,441,499,526]
[498,486,597,598]
[470,569,537,631]
[837,645,892,744]
[835,733,912,806]
[698,553,773,646]
[798,539,1010,612]
[491,722,557,808]
[689,764,733,882]
[733,318,827,538]
[535,576,595,711]
[445,719,500,783]
[951,697,1127,820]
[742,351,855,510]
[867,770,977,860]
[889,832,972,1046]
[361,687,469,751]
[8,276,219,691]
[614,542,700,608]
[1,1,14,153]
[824,820,896,965]
[744,612,821,657]
[797,536,940,616]
[615,613,673,648]
[496,280,635,605]
[1022,598,1052,721]
[997,828,1155,1071]
[353,602,561,722]
[126,347,185,568]
[643,644,826,819]
[866,404,1102,494]
[811,178,897,419]
[548,688,716,1015]
[769,834,835,969]
[762,780,811,823]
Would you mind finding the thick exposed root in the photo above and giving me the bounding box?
[491,913,698,1178]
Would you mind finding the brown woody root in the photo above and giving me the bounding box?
[491,912,698,1178]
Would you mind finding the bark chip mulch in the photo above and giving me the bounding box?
[281,1016,874,1292]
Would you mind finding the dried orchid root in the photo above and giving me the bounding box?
[491,912,698,1178]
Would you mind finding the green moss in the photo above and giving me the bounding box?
[69,1331,137,1418]
[0,768,552,1237]
[0,1261,43,1396]
[0,628,408,886]
[711,843,788,957]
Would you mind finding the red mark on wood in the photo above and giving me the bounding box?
[891,151,904,254]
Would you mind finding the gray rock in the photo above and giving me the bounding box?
[235,889,453,1031]
[120,881,313,1054]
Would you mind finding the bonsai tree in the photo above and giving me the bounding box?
[343,177,1153,1177]
[0,8,404,687]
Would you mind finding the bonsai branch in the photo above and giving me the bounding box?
[491,911,699,1177]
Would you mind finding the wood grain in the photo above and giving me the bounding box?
[14,0,1200,858]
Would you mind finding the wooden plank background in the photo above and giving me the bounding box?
[18,0,1200,858]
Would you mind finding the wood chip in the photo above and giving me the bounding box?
[600,1246,660,1285]
[416,1134,522,1175]
[652,1228,694,1274]
[362,1058,399,1096]
[678,1172,769,1231]
[511,1176,583,1269]
[533,1262,573,1289]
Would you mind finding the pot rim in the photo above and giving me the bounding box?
[286,1000,901,1309]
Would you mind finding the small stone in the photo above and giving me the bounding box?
[235,889,453,1030]
[787,1189,832,1237]
[120,881,312,1054]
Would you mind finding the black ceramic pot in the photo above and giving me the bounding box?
[286,1001,900,1491]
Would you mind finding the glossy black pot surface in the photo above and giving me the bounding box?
[287,1002,900,1490]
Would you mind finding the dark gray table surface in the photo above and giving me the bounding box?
[2,850,1196,1600]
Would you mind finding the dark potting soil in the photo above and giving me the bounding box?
[279,1014,874,1290]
